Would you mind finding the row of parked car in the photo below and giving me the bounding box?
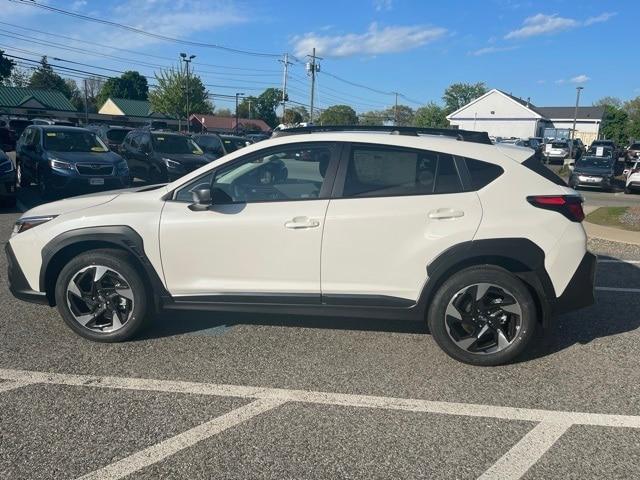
[0,119,272,204]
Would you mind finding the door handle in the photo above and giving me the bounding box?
[428,208,465,220]
[284,216,320,229]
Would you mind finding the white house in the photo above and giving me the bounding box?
[447,89,604,144]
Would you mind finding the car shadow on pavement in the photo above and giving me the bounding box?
[139,309,428,340]
[518,256,640,362]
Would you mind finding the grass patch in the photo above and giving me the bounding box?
[586,207,640,231]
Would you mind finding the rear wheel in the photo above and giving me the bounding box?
[54,249,151,342]
[428,266,537,366]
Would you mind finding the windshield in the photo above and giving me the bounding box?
[221,137,249,153]
[106,129,130,143]
[43,130,109,153]
[551,142,567,148]
[630,144,640,150]
[577,157,614,169]
[152,134,203,155]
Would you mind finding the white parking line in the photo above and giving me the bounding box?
[77,398,286,480]
[0,379,32,393]
[477,422,571,480]
[597,259,640,264]
[1,368,639,429]
[596,286,640,293]
[2,368,639,480]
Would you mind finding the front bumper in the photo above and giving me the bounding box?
[550,251,596,315]
[5,243,49,305]
[47,170,130,193]
[570,175,612,189]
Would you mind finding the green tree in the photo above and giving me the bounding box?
[254,87,283,128]
[442,82,487,114]
[414,102,449,128]
[216,108,233,117]
[624,97,640,142]
[599,105,629,145]
[594,96,623,108]
[0,49,15,83]
[2,67,30,87]
[359,110,387,125]
[96,70,148,107]
[236,96,257,119]
[385,105,414,126]
[282,108,303,124]
[149,67,212,119]
[28,56,72,98]
[318,105,358,125]
[65,79,84,111]
[287,105,309,122]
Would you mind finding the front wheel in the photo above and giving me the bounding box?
[54,249,151,342]
[428,266,537,366]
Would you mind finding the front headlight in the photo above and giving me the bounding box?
[49,158,75,171]
[0,158,14,173]
[13,215,57,235]
[163,158,182,169]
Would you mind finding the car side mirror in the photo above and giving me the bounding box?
[188,188,211,211]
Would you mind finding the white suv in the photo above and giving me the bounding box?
[625,160,640,194]
[6,126,596,366]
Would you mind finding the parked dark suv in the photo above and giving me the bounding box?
[121,129,209,182]
[16,126,130,198]
[569,155,618,191]
[95,125,132,153]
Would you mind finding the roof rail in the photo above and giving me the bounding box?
[271,125,492,145]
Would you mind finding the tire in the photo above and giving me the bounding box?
[16,161,29,187]
[427,265,537,366]
[54,249,151,342]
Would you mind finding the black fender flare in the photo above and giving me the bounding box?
[40,225,169,303]
[417,238,556,326]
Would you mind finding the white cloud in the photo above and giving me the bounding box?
[584,12,617,26]
[374,0,393,11]
[292,23,447,58]
[536,79,546,84]
[570,74,590,84]
[469,45,518,56]
[505,14,578,39]
[505,11,616,39]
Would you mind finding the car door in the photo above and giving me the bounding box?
[123,132,143,179]
[159,142,339,301]
[320,143,483,305]
[17,127,36,179]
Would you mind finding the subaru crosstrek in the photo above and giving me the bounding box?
[6,126,596,366]
[15,125,130,198]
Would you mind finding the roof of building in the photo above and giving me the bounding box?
[190,114,271,132]
[496,90,545,116]
[0,86,76,111]
[535,106,605,120]
[107,97,162,117]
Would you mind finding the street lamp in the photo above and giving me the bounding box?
[180,53,196,133]
[572,86,584,141]
[235,92,244,134]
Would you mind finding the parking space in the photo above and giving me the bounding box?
[1,209,639,479]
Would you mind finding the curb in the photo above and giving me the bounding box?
[584,221,640,246]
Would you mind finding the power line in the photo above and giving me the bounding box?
[8,0,283,58]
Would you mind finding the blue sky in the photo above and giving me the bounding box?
[1,0,637,113]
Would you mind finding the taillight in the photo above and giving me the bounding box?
[526,195,585,222]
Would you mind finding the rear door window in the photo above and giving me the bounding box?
[465,158,504,190]
[340,145,463,198]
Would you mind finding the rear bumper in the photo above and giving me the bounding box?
[5,242,49,305]
[550,251,596,315]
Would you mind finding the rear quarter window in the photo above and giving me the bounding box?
[465,158,504,190]
[521,156,567,187]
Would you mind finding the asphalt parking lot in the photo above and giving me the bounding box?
[1,202,640,478]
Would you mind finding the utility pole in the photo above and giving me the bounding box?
[306,48,322,124]
[279,53,293,123]
[180,53,196,133]
[393,92,399,126]
[248,99,252,119]
[83,78,89,125]
[235,92,244,134]
[571,86,584,140]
